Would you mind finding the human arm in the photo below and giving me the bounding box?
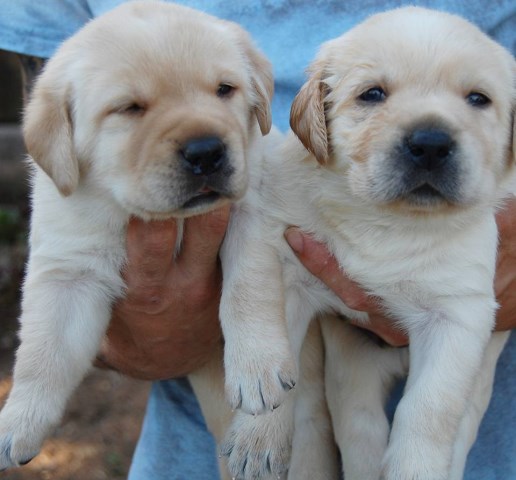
[97,196,516,376]
[284,197,516,345]
[283,228,409,347]
[493,196,516,330]
[96,207,229,380]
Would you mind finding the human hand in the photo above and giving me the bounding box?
[494,196,516,331]
[285,202,516,347]
[284,228,409,347]
[96,207,229,380]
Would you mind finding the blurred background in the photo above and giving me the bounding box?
[0,50,149,480]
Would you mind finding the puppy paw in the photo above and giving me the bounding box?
[0,410,47,470]
[221,407,293,480]
[224,346,297,414]
[0,431,40,471]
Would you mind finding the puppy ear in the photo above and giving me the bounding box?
[249,49,274,136]
[230,24,273,136]
[290,59,329,164]
[23,67,79,197]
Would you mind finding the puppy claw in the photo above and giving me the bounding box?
[278,376,296,391]
[0,416,44,471]
[225,360,298,415]
[221,408,293,480]
[219,442,233,458]
[224,335,297,414]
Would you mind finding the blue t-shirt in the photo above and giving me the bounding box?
[0,1,514,479]
[0,0,513,130]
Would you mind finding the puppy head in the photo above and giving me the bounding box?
[24,1,273,219]
[291,7,515,213]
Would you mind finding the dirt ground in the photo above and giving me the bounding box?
[0,318,150,480]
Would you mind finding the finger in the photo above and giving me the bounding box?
[494,196,516,330]
[285,228,404,344]
[125,217,178,286]
[496,196,516,234]
[178,205,230,276]
[285,227,379,312]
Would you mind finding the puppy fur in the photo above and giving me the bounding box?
[220,7,515,480]
[0,1,273,472]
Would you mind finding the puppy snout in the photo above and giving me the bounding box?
[404,128,454,171]
[180,136,226,176]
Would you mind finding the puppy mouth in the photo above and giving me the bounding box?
[181,187,222,209]
[400,181,462,209]
[408,183,443,200]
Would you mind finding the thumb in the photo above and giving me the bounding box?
[178,206,230,276]
[284,227,372,312]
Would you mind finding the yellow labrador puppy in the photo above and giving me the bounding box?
[0,1,273,473]
[220,7,515,480]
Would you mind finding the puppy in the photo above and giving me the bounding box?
[220,7,515,480]
[0,1,273,471]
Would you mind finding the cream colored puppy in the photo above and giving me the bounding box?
[220,7,515,480]
[0,1,273,471]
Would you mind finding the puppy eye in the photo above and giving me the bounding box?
[358,87,387,103]
[466,92,491,107]
[217,83,235,98]
[117,102,146,115]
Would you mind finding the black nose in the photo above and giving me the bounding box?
[404,128,454,171]
[180,137,226,176]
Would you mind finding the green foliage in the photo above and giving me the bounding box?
[105,451,126,477]
[0,206,24,245]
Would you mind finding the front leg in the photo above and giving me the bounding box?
[449,331,509,480]
[222,272,316,480]
[322,316,408,480]
[220,210,296,415]
[288,318,340,480]
[0,271,114,469]
[382,299,496,480]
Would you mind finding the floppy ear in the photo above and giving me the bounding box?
[248,48,274,136]
[231,25,273,136]
[290,58,329,164]
[23,66,79,197]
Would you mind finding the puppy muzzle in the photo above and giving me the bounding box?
[378,127,463,207]
[176,135,238,211]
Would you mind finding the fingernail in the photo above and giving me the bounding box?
[285,228,304,253]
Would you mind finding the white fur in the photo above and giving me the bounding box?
[0,1,273,471]
[220,7,515,480]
